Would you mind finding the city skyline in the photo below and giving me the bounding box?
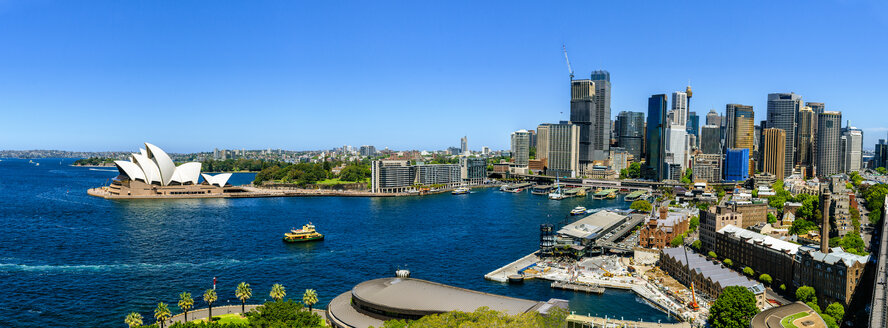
[1,1,887,152]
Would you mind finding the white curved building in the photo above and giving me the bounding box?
[106,143,232,197]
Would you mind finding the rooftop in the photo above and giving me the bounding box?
[717,224,812,255]
[662,247,765,294]
[558,210,627,240]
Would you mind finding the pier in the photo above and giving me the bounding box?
[484,252,539,283]
[566,314,691,328]
[551,281,604,294]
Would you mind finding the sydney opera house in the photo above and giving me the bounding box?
[89,143,234,198]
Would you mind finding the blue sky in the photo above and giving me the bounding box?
[1,1,886,152]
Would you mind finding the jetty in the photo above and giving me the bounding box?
[624,190,647,201]
[551,281,604,294]
[592,189,617,199]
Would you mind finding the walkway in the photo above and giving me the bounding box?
[165,304,327,325]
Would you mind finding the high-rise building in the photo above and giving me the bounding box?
[706,109,721,126]
[590,70,612,162]
[797,106,815,174]
[686,111,700,145]
[616,111,645,161]
[692,153,722,182]
[671,91,689,127]
[510,130,531,166]
[842,124,863,173]
[767,93,802,177]
[728,104,755,172]
[213,148,219,160]
[701,125,722,154]
[646,94,668,181]
[761,128,786,180]
[816,111,842,177]
[806,102,825,166]
[725,148,750,182]
[359,145,377,157]
[875,140,888,170]
[570,79,595,167]
[460,136,468,154]
[538,122,580,178]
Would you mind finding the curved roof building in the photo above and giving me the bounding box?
[113,143,230,187]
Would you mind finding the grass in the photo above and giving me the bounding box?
[779,311,810,328]
[315,178,368,185]
[196,313,249,324]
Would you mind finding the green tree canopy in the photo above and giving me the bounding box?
[245,299,323,328]
[708,251,717,258]
[691,240,702,251]
[689,215,700,232]
[671,234,685,247]
[796,286,817,304]
[724,258,733,267]
[630,200,653,213]
[824,302,844,323]
[708,286,760,328]
[375,306,567,328]
[759,274,772,285]
[743,267,754,276]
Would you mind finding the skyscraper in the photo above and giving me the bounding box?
[686,111,700,144]
[705,109,721,126]
[724,104,754,172]
[767,93,802,177]
[796,106,815,173]
[646,94,668,181]
[671,91,689,127]
[537,122,580,178]
[761,128,786,180]
[701,125,721,154]
[616,111,645,161]
[570,79,595,167]
[725,148,750,182]
[510,130,531,166]
[816,111,842,177]
[842,123,863,173]
[590,71,612,161]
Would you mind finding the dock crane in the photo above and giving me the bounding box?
[562,44,574,80]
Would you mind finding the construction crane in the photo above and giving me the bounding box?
[683,246,700,311]
[562,44,574,80]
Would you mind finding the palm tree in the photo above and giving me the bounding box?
[203,289,218,322]
[154,302,171,328]
[302,289,318,312]
[269,283,286,302]
[178,292,194,322]
[235,282,252,314]
[125,312,143,328]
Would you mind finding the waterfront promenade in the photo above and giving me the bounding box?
[165,305,326,325]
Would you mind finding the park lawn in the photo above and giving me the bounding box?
[196,313,249,324]
[779,311,810,328]
[315,178,368,185]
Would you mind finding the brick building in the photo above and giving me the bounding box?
[639,207,689,249]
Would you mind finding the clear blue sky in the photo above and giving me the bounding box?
[1,1,886,152]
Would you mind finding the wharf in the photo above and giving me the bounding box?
[567,314,691,328]
[484,252,538,283]
[551,281,604,294]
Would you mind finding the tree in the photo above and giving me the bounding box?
[302,289,318,312]
[203,289,217,321]
[767,213,777,224]
[375,306,568,328]
[630,200,653,213]
[125,312,143,328]
[246,299,323,328]
[671,234,685,247]
[689,216,700,232]
[708,286,760,328]
[270,283,286,302]
[178,292,194,322]
[779,284,786,292]
[821,314,839,328]
[743,267,754,276]
[691,239,702,251]
[878,167,887,175]
[627,162,641,179]
[796,286,817,304]
[824,302,844,322]
[681,168,693,184]
[708,251,717,259]
[759,274,772,285]
[155,302,171,328]
[724,258,733,267]
[235,282,252,314]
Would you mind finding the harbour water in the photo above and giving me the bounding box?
[0,158,676,327]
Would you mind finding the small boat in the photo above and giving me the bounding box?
[510,188,523,193]
[283,223,324,243]
[570,207,587,215]
[451,187,470,195]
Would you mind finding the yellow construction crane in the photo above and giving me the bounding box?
[562,44,574,80]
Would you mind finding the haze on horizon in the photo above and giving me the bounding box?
[1,1,887,153]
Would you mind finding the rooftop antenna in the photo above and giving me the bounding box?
[562,44,574,81]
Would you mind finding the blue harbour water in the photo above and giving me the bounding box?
[0,159,676,327]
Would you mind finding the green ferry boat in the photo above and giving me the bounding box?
[283,223,324,243]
